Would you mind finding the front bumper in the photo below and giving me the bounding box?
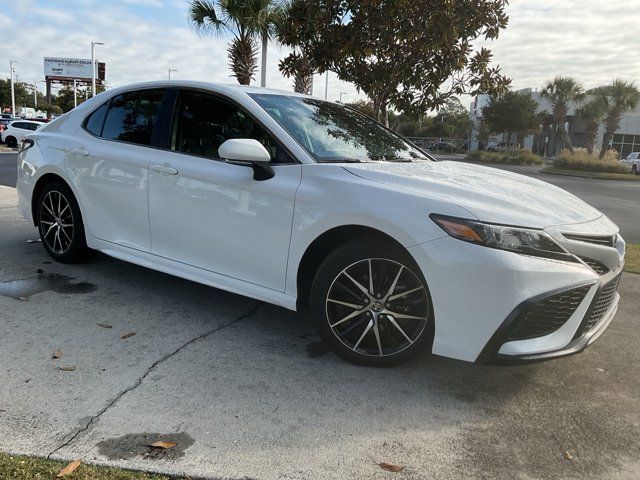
[478,266,622,365]
[407,229,624,364]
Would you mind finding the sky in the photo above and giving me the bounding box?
[1,0,639,108]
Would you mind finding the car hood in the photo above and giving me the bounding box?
[343,160,604,228]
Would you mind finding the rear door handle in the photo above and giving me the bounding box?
[151,164,178,175]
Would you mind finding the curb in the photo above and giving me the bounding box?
[540,168,640,182]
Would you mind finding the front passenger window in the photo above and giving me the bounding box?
[170,90,294,164]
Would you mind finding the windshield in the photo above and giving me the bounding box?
[250,94,430,163]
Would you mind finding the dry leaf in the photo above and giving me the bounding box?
[378,462,406,473]
[564,451,573,460]
[150,441,176,449]
[121,332,136,339]
[58,366,76,372]
[52,350,63,359]
[97,323,113,329]
[56,460,81,477]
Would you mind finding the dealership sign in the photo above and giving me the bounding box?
[44,57,104,81]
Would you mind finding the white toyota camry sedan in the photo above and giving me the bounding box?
[16,81,625,366]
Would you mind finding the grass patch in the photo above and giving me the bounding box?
[625,243,640,275]
[554,148,629,174]
[0,452,187,480]
[466,149,544,165]
[541,167,640,181]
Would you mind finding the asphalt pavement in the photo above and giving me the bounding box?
[0,181,640,479]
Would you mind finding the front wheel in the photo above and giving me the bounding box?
[37,182,88,262]
[5,136,17,148]
[309,240,433,366]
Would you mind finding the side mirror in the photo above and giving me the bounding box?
[219,138,271,165]
[218,138,274,181]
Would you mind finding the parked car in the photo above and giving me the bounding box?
[1,120,44,147]
[621,152,640,175]
[0,118,15,136]
[16,81,625,366]
[487,141,516,152]
[0,113,17,120]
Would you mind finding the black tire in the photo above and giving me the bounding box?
[309,240,434,366]
[633,165,638,175]
[5,136,17,148]
[36,181,88,263]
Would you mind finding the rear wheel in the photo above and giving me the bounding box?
[309,240,433,366]
[36,182,88,262]
[5,136,17,148]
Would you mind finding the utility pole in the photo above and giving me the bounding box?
[73,79,77,108]
[91,41,104,97]
[168,68,177,80]
[260,33,267,87]
[10,60,18,116]
[33,82,37,108]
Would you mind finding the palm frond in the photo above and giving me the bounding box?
[189,0,228,36]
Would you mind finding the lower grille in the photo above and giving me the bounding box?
[582,274,621,332]
[505,285,592,342]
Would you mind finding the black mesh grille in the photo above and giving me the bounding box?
[506,285,592,342]
[582,274,621,332]
[578,256,610,275]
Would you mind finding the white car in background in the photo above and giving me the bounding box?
[622,152,640,174]
[1,120,44,148]
[15,81,625,366]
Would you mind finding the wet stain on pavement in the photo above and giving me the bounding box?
[305,340,330,358]
[97,432,195,460]
[0,272,97,300]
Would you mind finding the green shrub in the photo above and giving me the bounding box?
[466,149,543,165]
[554,148,629,173]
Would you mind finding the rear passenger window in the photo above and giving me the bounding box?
[101,89,164,146]
[84,103,109,136]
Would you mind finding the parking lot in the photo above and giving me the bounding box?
[0,160,639,479]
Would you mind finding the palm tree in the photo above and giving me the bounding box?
[540,76,584,155]
[594,79,640,158]
[575,96,607,154]
[189,0,279,86]
[275,0,318,94]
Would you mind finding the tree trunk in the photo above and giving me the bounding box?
[372,95,390,127]
[584,121,597,154]
[599,129,613,159]
[229,35,258,85]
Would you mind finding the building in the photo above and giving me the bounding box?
[469,89,640,158]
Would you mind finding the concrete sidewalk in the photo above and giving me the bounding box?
[1,185,639,479]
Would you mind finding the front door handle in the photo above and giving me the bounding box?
[69,148,90,156]
[151,164,178,175]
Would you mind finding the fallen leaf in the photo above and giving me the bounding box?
[58,366,76,372]
[121,332,136,339]
[56,460,81,477]
[564,451,573,460]
[97,323,113,329]
[52,350,63,359]
[149,441,176,449]
[378,462,406,473]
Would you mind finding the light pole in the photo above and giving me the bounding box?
[338,92,348,103]
[324,71,329,100]
[168,68,178,80]
[260,33,267,87]
[73,79,77,108]
[91,41,104,97]
[10,60,18,116]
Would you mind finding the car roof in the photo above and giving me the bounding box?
[102,80,310,100]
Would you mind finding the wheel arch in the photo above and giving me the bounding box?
[295,224,419,311]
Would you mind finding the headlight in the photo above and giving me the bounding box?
[430,214,579,263]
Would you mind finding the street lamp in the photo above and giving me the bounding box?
[338,92,348,103]
[91,41,104,97]
[9,60,18,116]
[324,71,329,100]
[168,68,178,80]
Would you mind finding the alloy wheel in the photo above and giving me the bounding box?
[325,258,430,357]
[39,190,75,255]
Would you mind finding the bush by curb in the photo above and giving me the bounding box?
[542,167,640,181]
[553,148,629,174]
[466,149,544,165]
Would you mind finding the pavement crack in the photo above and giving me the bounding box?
[47,301,263,459]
